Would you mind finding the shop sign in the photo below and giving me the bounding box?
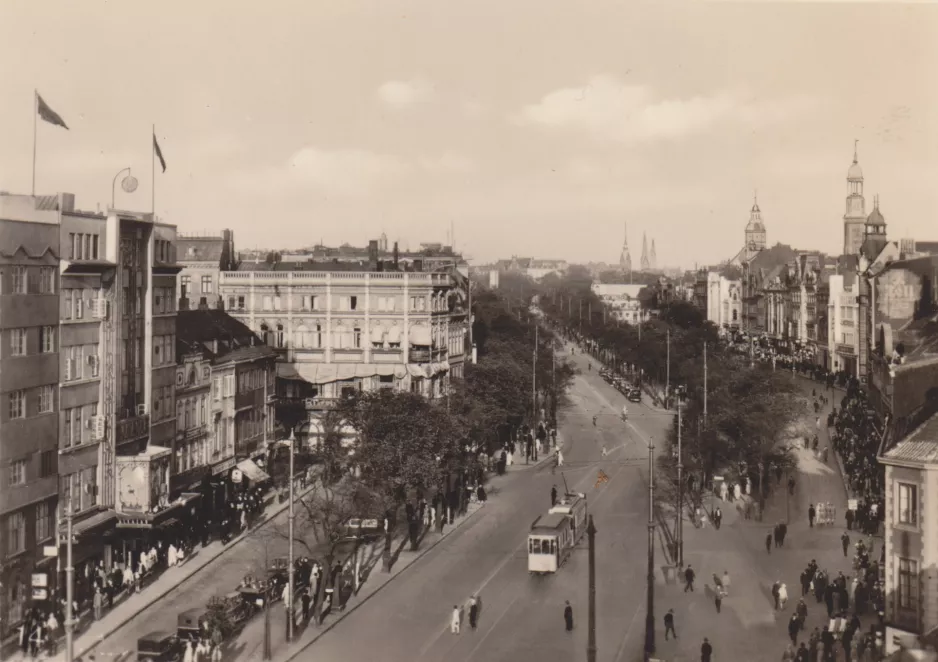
[31,573,48,587]
[231,468,243,484]
[43,546,58,557]
[32,588,48,600]
[213,457,237,476]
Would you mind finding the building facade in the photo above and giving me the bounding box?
[0,194,62,636]
[590,283,644,324]
[176,230,236,311]
[879,414,938,654]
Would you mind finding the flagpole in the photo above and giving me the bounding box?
[151,124,156,215]
[32,90,38,197]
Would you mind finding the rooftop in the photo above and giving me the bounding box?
[882,411,938,465]
[176,309,275,363]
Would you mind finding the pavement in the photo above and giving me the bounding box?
[651,373,881,662]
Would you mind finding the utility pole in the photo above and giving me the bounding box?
[676,387,684,568]
[263,543,272,660]
[587,515,598,662]
[533,323,538,429]
[665,329,671,406]
[286,428,296,642]
[64,494,75,662]
[644,439,656,660]
[703,342,708,422]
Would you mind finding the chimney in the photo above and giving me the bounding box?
[393,241,399,268]
[59,193,75,212]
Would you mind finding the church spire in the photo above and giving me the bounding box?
[650,239,657,271]
[619,221,631,273]
[640,232,650,271]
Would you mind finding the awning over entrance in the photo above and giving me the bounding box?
[276,362,305,381]
[407,365,428,378]
[236,458,271,483]
[409,325,432,346]
[60,509,118,538]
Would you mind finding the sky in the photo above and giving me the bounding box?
[2,0,936,269]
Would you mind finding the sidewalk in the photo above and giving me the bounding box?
[651,380,874,662]
[3,481,317,662]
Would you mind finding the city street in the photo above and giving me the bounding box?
[277,346,673,662]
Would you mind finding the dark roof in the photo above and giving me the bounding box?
[882,411,938,464]
[749,243,797,273]
[913,241,938,255]
[177,236,224,262]
[176,309,274,364]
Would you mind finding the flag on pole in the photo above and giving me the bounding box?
[594,469,609,489]
[37,93,69,130]
[153,132,166,173]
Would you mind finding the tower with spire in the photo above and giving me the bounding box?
[640,233,650,271]
[650,239,657,271]
[618,221,632,274]
[844,140,867,255]
[744,192,767,261]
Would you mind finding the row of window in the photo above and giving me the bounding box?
[155,239,174,264]
[176,394,208,433]
[4,501,55,557]
[152,385,174,423]
[7,385,55,419]
[232,293,447,313]
[236,409,264,442]
[238,368,266,394]
[180,275,213,296]
[60,467,98,513]
[0,266,56,295]
[68,232,100,261]
[64,344,100,382]
[62,403,99,448]
[176,437,208,475]
[5,451,57,489]
[8,326,56,356]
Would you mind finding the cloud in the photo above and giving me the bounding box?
[512,75,816,143]
[376,78,435,110]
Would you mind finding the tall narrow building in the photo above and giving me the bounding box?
[618,222,632,274]
[640,233,650,271]
[844,141,867,255]
[650,239,657,271]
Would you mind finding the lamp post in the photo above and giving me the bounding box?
[587,515,598,662]
[111,167,138,209]
[676,386,685,568]
[644,439,656,660]
[286,428,296,642]
[64,494,75,662]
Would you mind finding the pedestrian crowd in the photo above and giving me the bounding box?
[829,393,885,536]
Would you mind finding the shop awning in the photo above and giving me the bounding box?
[295,363,339,385]
[409,325,432,346]
[370,327,386,343]
[407,365,428,378]
[376,364,396,377]
[336,364,359,380]
[386,326,402,343]
[236,459,271,483]
[276,363,305,381]
[61,509,118,538]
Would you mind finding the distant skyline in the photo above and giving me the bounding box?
[2,1,936,269]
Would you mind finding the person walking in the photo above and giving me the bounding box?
[451,605,461,634]
[773,581,782,610]
[664,609,677,640]
[789,612,801,645]
[714,590,723,614]
[722,570,731,596]
[93,586,103,621]
[701,637,713,662]
[551,485,558,508]
[779,582,789,609]
[301,587,311,621]
[684,565,696,592]
[809,504,817,528]
[841,532,850,558]
[564,601,574,631]
[766,532,773,554]
[713,507,722,530]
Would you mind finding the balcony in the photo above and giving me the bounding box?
[117,414,150,445]
[410,348,431,363]
[372,348,403,363]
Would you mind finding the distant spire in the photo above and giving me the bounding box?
[854,139,859,164]
[640,233,650,271]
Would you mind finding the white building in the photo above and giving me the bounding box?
[826,273,861,375]
[591,283,645,324]
[704,273,741,332]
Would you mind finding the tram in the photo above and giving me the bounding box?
[528,492,588,574]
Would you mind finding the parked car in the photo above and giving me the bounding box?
[137,631,183,662]
[627,388,642,403]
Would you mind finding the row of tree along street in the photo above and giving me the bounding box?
[261,278,577,627]
[528,266,806,519]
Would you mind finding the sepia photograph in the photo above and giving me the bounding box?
[1,1,937,661]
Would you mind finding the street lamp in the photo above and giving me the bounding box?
[111,167,138,209]
[644,438,656,660]
[286,428,296,642]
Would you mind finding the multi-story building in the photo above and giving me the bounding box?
[0,194,62,637]
[176,230,237,311]
[175,308,276,518]
[692,270,741,334]
[590,283,644,324]
[879,412,938,655]
[826,272,860,376]
[217,262,468,449]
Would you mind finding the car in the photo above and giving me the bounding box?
[627,388,642,403]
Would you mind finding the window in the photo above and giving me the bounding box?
[12,266,27,294]
[180,275,191,298]
[263,295,272,310]
[353,327,362,349]
[5,512,26,556]
[349,296,358,311]
[69,233,76,259]
[302,295,318,310]
[897,558,918,610]
[75,291,84,319]
[213,377,222,401]
[9,460,27,485]
[9,390,26,419]
[35,501,53,543]
[40,326,55,353]
[38,386,53,413]
[83,234,91,261]
[39,267,55,294]
[897,483,917,525]
[201,275,212,294]
[92,234,99,260]
[89,348,99,377]
[154,337,162,364]
[237,296,245,310]
[273,295,282,311]
[10,328,27,356]
[276,324,284,347]
[40,450,56,478]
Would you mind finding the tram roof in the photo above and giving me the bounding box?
[531,513,568,531]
